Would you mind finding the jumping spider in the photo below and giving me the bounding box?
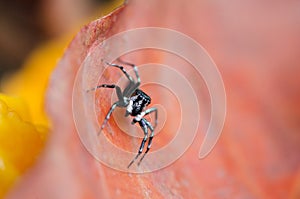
[87,59,158,168]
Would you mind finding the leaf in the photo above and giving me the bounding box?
[7,1,300,198]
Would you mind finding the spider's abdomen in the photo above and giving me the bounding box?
[130,89,151,116]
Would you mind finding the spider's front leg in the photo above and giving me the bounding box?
[116,58,141,83]
[105,59,141,98]
[104,62,135,83]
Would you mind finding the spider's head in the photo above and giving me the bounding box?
[126,89,151,116]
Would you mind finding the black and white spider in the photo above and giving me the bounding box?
[87,59,158,168]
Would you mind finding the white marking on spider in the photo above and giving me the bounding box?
[126,100,133,114]
[134,111,146,122]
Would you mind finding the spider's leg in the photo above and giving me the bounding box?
[144,107,158,128]
[116,58,141,98]
[98,101,119,136]
[86,84,116,93]
[122,81,137,98]
[87,84,127,135]
[127,119,148,168]
[105,61,139,100]
[105,62,135,83]
[116,58,141,83]
[137,119,154,166]
[86,84,127,106]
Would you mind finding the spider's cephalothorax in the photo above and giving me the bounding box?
[126,89,151,117]
[87,59,158,168]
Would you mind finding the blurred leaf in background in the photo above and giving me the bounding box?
[0,94,47,198]
[0,0,123,197]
